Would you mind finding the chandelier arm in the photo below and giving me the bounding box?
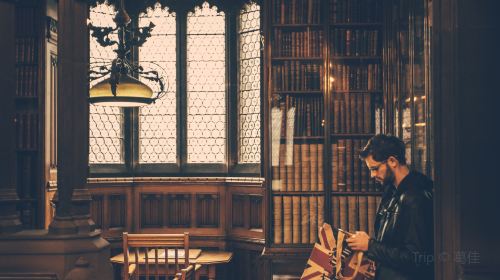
[89,24,119,47]
[128,22,155,48]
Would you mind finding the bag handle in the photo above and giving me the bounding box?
[335,231,363,280]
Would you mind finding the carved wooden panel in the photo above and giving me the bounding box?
[167,194,191,227]
[249,195,263,229]
[140,193,162,228]
[108,194,126,228]
[196,194,219,228]
[90,194,104,229]
[232,194,246,228]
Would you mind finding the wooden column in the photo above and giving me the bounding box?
[433,0,500,279]
[49,0,93,234]
[0,0,22,234]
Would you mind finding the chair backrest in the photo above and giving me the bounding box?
[123,232,190,280]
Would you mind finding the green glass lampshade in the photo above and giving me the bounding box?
[89,73,154,107]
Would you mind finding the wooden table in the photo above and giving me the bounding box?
[110,250,233,280]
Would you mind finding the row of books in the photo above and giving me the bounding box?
[15,112,39,150]
[272,29,324,58]
[272,143,324,192]
[275,96,324,137]
[331,195,381,237]
[16,66,38,98]
[16,38,38,64]
[330,64,381,91]
[332,92,372,133]
[273,195,382,244]
[330,0,382,24]
[330,29,380,57]
[273,195,324,244]
[15,5,40,36]
[272,62,324,91]
[332,139,378,192]
[272,0,322,24]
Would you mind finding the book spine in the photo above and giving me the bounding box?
[301,196,310,243]
[358,196,368,233]
[301,143,310,191]
[338,139,346,191]
[292,196,301,243]
[332,142,338,191]
[274,196,283,244]
[318,196,324,231]
[317,143,324,191]
[309,196,318,243]
[347,196,358,232]
[339,196,348,230]
[283,196,292,244]
[279,143,287,191]
[367,196,376,237]
[310,143,318,191]
[294,143,302,191]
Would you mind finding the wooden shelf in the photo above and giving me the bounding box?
[272,191,325,195]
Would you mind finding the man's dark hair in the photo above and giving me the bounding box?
[359,134,407,164]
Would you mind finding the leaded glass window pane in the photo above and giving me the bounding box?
[89,2,124,164]
[138,4,177,163]
[186,2,226,163]
[238,3,261,164]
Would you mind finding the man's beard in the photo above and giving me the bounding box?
[374,166,395,189]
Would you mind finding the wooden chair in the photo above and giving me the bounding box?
[173,264,202,280]
[123,232,198,280]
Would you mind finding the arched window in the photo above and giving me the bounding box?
[89,1,261,175]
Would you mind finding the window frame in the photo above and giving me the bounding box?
[89,1,262,177]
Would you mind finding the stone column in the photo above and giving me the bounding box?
[49,0,94,234]
[0,0,22,234]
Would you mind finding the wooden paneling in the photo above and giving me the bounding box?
[228,185,265,242]
[249,195,263,229]
[196,194,219,228]
[90,194,104,229]
[108,194,126,229]
[87,178,265,254]
[140,193,162,228]
[167,194,191,228]
[232,195,246,228]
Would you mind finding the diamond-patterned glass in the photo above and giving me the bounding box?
[186,2,226,163]
[89,2,124,164]
[238,3,261,164]
[138,3,177,163]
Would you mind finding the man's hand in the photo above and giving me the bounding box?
[346,231,370,252]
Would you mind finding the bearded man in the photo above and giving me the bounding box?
[346,134,434,280]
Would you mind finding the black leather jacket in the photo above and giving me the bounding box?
[366,171,434,280]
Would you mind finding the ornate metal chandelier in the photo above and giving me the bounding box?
[88,0,166,107]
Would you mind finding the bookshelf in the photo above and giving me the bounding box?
[385,0,433,177]
[14,0,44,228]
[329,0,384,238]
[265,0,384,251]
